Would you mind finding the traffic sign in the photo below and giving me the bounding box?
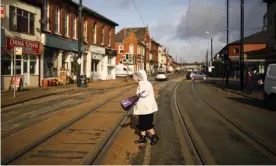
[15,47,22,55]
[77,58,81,64]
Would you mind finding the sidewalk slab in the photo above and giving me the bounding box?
[1,79,136,108]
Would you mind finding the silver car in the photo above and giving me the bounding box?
[155,71,168,81]
[190,71,207,80]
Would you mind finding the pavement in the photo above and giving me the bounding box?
[200,77,263,100]
[1,79,137,108]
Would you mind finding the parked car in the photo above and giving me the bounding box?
[186,71,191,79]
[190,71,207,80]
[155,71,168,81]
[264,64,276,111]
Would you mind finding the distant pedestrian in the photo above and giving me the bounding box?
[133,70,159,145]
[246,71,253,93]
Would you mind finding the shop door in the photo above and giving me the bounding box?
[23,61,29,85]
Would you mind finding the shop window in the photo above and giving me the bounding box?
[108,68,112,75]
[54,6,60,34]
[9,6,35,34]
[44,49,58,78]
[1,54,12,75]
[15,55,22,75]
[30,55,37,75]
[72,15,77,39]
[64,11,69,37]
[108,56,112,64]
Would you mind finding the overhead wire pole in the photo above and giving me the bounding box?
[77,0,82,87]
[240,0,245,90]
[226,0,229,86]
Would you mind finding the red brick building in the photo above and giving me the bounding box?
[22,0,118,82]
[115,27,150,73]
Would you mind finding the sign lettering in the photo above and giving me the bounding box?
[7,37,40,54]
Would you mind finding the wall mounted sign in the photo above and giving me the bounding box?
[7,37,40,55]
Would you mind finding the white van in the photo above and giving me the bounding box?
[264,64,276,111]
[115,65,133,77]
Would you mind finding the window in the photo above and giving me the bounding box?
[30,55,37,75]
[108,28,111,46]
[108,68,112,75]
[43,0,50,30]
[1,54,12,75]
[64,11,69,36]
[108,56,112,64]
[15,55,22,75]
[137,47,140,55]
[268,65,276,77]
[72,15,76,39]
[93,23,97,44]
[119,45,124,54]
[10,6,34,34]
[83,19,87,41]
[54,6,60,34]
[101,26,104,44]
[129,44,134,54]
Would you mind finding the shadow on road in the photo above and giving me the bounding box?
[120,114,140,136]
[227,97,270,111]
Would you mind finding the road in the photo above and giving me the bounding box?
[2,75,276,165]
[100,77,276,165]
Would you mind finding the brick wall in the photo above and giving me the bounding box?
[228,44,266,57]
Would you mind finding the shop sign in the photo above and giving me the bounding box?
[45,34,85,52]
[92,54,102,60]
[106,48,117,57]
[7,37,40,54]
[90,45,105,54]
[1,5,4,18]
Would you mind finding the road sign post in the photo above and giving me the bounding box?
[14,47,22,98]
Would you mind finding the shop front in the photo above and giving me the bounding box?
[1,37,41,90]
[105,48,117,80]
[42,34,86,84]
[89,45,105,81]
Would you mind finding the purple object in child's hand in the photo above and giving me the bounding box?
[120,91,145,111]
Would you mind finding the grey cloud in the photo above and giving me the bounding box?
[175,0,266,43]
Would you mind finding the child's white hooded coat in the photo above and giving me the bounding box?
[133,70,158,115]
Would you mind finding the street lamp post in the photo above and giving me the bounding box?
[226,0,229,86]
[240,0,245,91]
[77,0,82,87]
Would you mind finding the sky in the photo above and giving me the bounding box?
[81,0,267,63]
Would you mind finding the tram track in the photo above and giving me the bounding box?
[190,82,276,163]
[2,73,182,165]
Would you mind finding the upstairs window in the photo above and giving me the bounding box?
[101,26,105,44]
[72,14,77,39]
[119,45,124,54]
[54,6,60,34]
[129,44,134,54]
[83,19,87,42]
[64,11,69,36]
[93,23,97,44]
[9,6,34,35]
[108,28,111,46]
[43,0,50,30]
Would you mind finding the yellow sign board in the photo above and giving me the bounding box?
[15,47,22,55]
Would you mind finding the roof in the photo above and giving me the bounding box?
[115,27,148,42]
[230,30,268,45]
[68,0,119,26]
[151,39,160,46]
